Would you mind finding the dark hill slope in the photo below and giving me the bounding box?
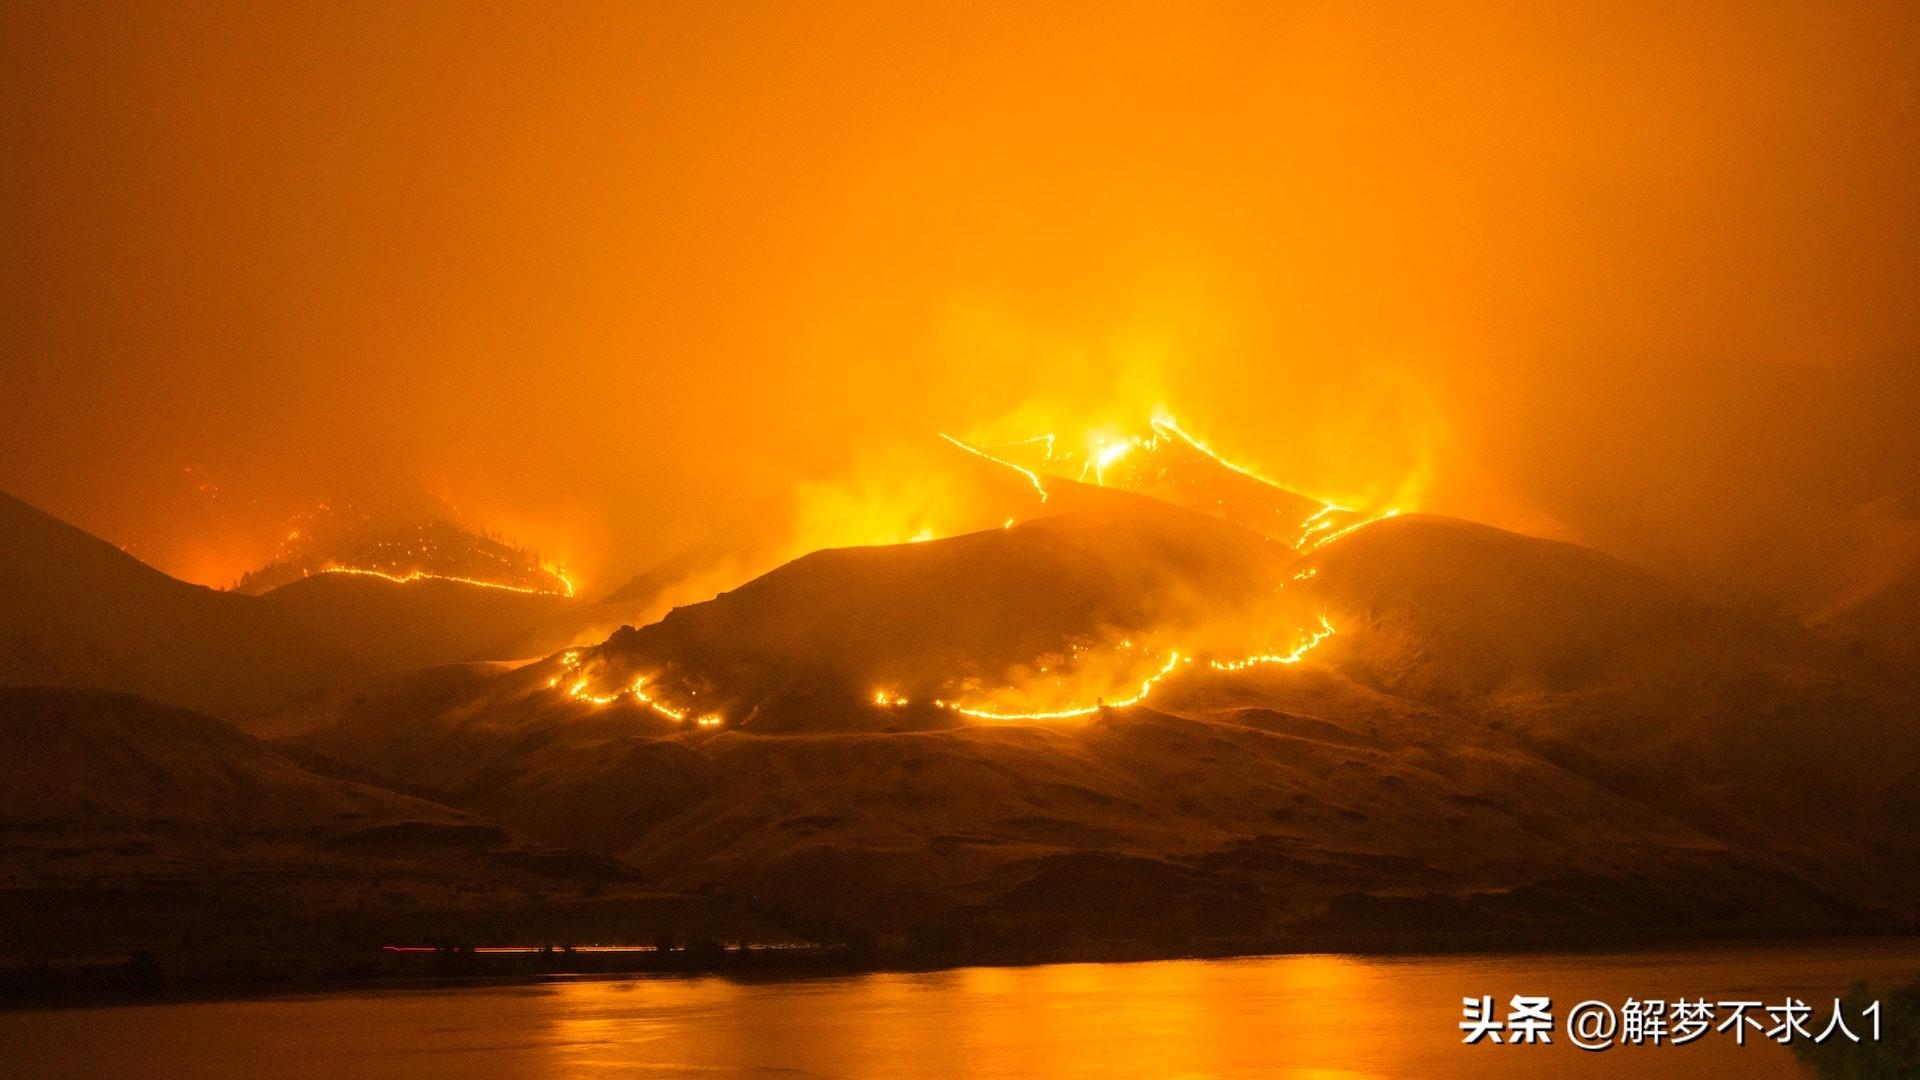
[0,492,573,716]
[1296,514,1918,836]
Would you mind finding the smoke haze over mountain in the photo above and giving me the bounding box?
[2,1,1916,596]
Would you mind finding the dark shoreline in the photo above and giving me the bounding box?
[7,924,1917,1014]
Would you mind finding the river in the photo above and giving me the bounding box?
[3,938,1914,1078]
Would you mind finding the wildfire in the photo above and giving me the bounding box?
[1207,614,1336,671]
[309,565,576,597]
[1080,435,1143,485]
[554,650,716,726]
[942,412,1408,554]
[938,433,1050,503]
[873,614,1338,722]
[1303,508,1402,550]
[1146,414,1280,488]
[934,650,1191,721]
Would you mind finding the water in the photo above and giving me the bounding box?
[3,939,1914,1078]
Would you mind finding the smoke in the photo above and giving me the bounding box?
[1,2,1914,602]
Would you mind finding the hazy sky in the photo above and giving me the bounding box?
[3,2,1916,593]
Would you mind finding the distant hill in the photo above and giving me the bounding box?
[0,492,574,716]
[232,502,570,597]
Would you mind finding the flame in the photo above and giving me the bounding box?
[937,433,1050,503]
[1303,508,1403,550]
[308,565,575,597]
[1147,413,1282,488]
[1208,614,1336,671]
[934,650,1190,721]
[554,650,715,726]
[958,411,1409,552]
[1079,435,1143,485]
[877,614,1338,722]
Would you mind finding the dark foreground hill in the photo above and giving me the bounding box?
[0,686,797,993]
[0,492,574,717]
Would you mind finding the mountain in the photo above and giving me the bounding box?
[283,506,1920,959]
[1294,514,1919,837]
[0,492,575,716]
[9,473,1917,972]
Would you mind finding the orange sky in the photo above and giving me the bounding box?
[2,2,1916,595]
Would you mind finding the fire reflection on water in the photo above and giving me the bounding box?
[9,941,1907,1078]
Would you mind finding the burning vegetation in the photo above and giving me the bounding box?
[540,414,1394,729]
[235,501,572,597]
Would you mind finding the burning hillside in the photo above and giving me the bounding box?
[532,415,1412,730]
[235,500,572,597]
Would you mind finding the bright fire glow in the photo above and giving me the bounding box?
[1208,614,1336,671]
[934,650,1190,721]
[959,411,1407,553]
[555,650,715,725]
[892,614,1338,721]
[1147,413,1283,488]
[938,432,1050,503]
[309,564,576,597]
[1304,508,1403,550]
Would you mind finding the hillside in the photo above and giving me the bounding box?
[10,484,1918,969]
[284,510,1920,957]
[0,686,471,828]
[0,492,576,716]
[0,687,795,986]
[1293,515,1919,837]
[580,499,1301,730]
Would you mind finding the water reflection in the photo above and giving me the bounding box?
[3,940,1916,1079]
